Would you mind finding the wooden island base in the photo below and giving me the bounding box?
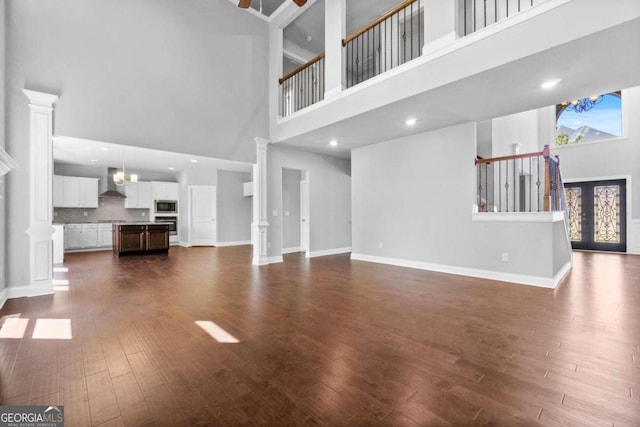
[112,223,170,256]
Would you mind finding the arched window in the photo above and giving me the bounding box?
[555,91,622,146]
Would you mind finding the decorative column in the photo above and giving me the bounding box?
[252,138,270,266]
[324,0,346,98]
[23,90,58,294]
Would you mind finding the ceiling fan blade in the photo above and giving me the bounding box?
[238,0,251,8]
[292,0,307,6]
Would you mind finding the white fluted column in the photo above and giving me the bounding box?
[23,89,58,294]
[252,138,270,266]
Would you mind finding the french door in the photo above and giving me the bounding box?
[564,179,626,252]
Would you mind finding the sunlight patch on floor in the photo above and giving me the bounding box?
[53,279,69,285]
[195,320,239,343]
[0,315,29,339]
[53,267,69,273]
[32,318,72,340]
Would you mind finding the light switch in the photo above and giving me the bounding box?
[272,210,278,217]
[284,210,290,216]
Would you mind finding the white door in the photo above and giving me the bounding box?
[300,179,309,252]
[190,186,216,246]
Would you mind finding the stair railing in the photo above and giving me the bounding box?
[342,0,423,89]
[474,144,566,213]
[279,53,325,117]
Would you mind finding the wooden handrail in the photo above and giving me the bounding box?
[278,53,325,85]
[342,0,419,46]
[474,150,544,165]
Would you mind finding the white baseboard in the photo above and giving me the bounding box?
[282,247,302,254]
[350,253,570,289]
[268,256,284,264]
[0,288,7,311]
[178,241,192,248]
[553,261,573,287]
[306,247,352,258]
[215,240,252,247]
[3,283,55,300]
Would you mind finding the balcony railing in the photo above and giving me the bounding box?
[462,0,551,35]
[342,0,423,88]
[279,53,325,117]
[475,145,565,213]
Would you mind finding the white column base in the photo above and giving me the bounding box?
[252,222,269,265]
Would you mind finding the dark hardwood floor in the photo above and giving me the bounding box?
[1,247,639,426]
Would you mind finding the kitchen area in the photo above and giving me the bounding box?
[53,166,180,261]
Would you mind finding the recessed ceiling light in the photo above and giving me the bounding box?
[405,118,417,126]
[541,78,562,90]
[329,140,338,147]
[99,147,108,151]
[168,167,175,170]
[306,35,313,42]
[191,159,198,163]
[90,159,97,162]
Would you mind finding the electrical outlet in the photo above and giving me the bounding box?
[272,210,278,217]
[501,253,509,262]
[378,242,383,249]
[141,212,145,217]
[267,242,271,249]
[83,211,88,217]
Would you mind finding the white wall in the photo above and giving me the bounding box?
[217,170,252,244]
[492,110,539,156]
[267,145,351,259]
[6,0,268,163]
[0,0,5,295]
[282,168,302,250]
[352,122,568,285]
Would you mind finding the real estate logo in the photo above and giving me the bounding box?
[0,406,64,427]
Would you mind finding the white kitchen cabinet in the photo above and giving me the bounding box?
[65,223,110,250]
[152,181,179,201]
[54,175,99,208]
[125,181,152,209]
[83,224,99,247]
[98,224,113,247]
[243,182,253,196]
[53,224,64,264]
[64,224,84,249]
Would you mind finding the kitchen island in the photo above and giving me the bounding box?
[112,223,170,256]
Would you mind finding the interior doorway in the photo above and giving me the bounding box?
[281,168,309,254]
[188,185,217,246]
[565,179,627,252]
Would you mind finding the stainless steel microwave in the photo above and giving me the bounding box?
[155,200,177,214]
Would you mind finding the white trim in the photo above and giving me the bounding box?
[553,261,573,288]
[629,219,640,255]
[282,246,302,254]
[178,241,192,248]
[472,211,565,223]
[215,240,252,247]
[268,255,284,264]
[23,89,59,107]
[307,247,351,258]
[350,253,568,289]
[4,283,55,300]
[0,288,7,311]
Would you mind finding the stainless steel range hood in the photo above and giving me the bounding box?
[99,167,126,198]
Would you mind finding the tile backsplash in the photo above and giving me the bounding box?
[54,197,150,223]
